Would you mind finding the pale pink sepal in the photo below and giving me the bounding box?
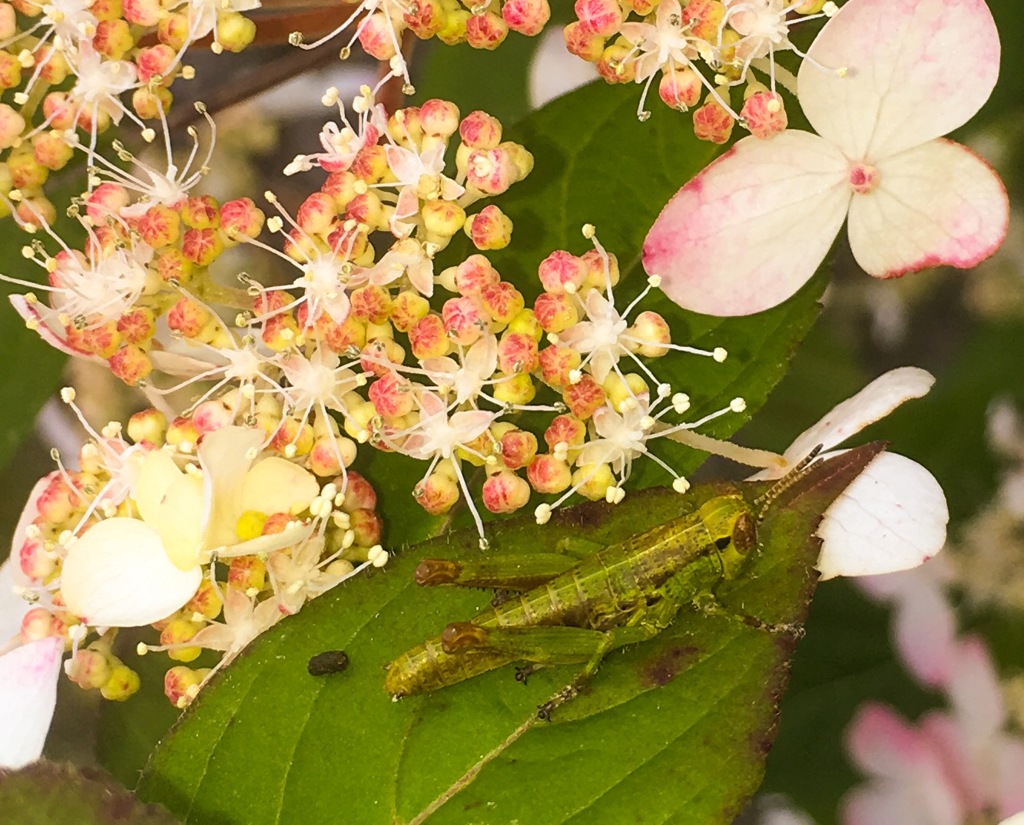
[60,518,202,626]
[816,452,948,580]
[848,140,1009,279]
[0,636,63,768]
[842,703,964,825]
[643,130,849,316]
[781,367,934,467]
[892,573,958,688]
[799,0,1000,161]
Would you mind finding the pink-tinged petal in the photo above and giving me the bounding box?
[783,367,934,465]
[8,295,101,361]
[643,131,850,317]
[60,518,202,626]
[944,636,1006,734]
[995,737,1024,815]
[890,571,958,687]
[816,452,948,579]
[847,703,932,778]
[0,636,62,768]
[847,139,1008,279]
[919,711,989,815]
[841,780,962,825]
[799,0,1000,160]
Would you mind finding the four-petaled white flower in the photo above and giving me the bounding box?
[644,0,1008,316]
[59,426,319,627]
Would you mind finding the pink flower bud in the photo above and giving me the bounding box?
[442,295,487,345]
[0,103,25,149]
[108,344,153,386]
[479,280,524,325]
[563,374,606,419]
[544,414,586,451]
[465,204,512,250]
[414,472,460,514]
[497,332,539,374]
[538,345,580,388]
[466,11,508,49]
[410,313,450,359]
[419,99,461,137]
[358,12,400,60]
[659,68,702,111]
[454,254,501,295]
[527,454,571,494]
[500,429,538,469]
[741,90,788,140]
[502,0,550,35]
[538,250,587,294]
[459,111,502,149]
[574,0,622,35]
[219,197,264,241]
[533,292,579,332]
[693,98,735,144]
[482,470,530,513]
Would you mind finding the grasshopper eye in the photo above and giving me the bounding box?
[714,536,732,551]
[731,512,758,556]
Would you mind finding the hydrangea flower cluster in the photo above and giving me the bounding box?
[0,0,258,222]
[0,87,757,720]
[5,393,385,708]
[5,88,748,550]
[288,0,837,142]
[566,0,839,137]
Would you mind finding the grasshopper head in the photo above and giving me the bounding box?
[697,495,758,578]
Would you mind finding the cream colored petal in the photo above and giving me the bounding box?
[134,448,185,524]
[198,426,263,551]
[60,518,202,626]
[241,458,319,517]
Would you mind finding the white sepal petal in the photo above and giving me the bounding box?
[816,452,948,580]
[799,0,1000,160]
[847,140,1009,279]
[643,131,850,316]
[783,367,934,465]
[0,636,63,768]
[60,518,202,626]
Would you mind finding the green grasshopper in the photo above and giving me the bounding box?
[384,443,882,718]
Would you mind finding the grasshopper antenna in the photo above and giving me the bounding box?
[754,444,825,519]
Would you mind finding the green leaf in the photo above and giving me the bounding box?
[137,445,882,824]
[0,248,69,473]
[0,761,181,825]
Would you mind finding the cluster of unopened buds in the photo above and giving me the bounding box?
[0,0,257,221]
[288,0,841,143]
[9,392,386,708]
[567,0,842,137]
[4,89,741,551]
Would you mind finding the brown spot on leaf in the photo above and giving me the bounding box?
[640,645,700,687]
